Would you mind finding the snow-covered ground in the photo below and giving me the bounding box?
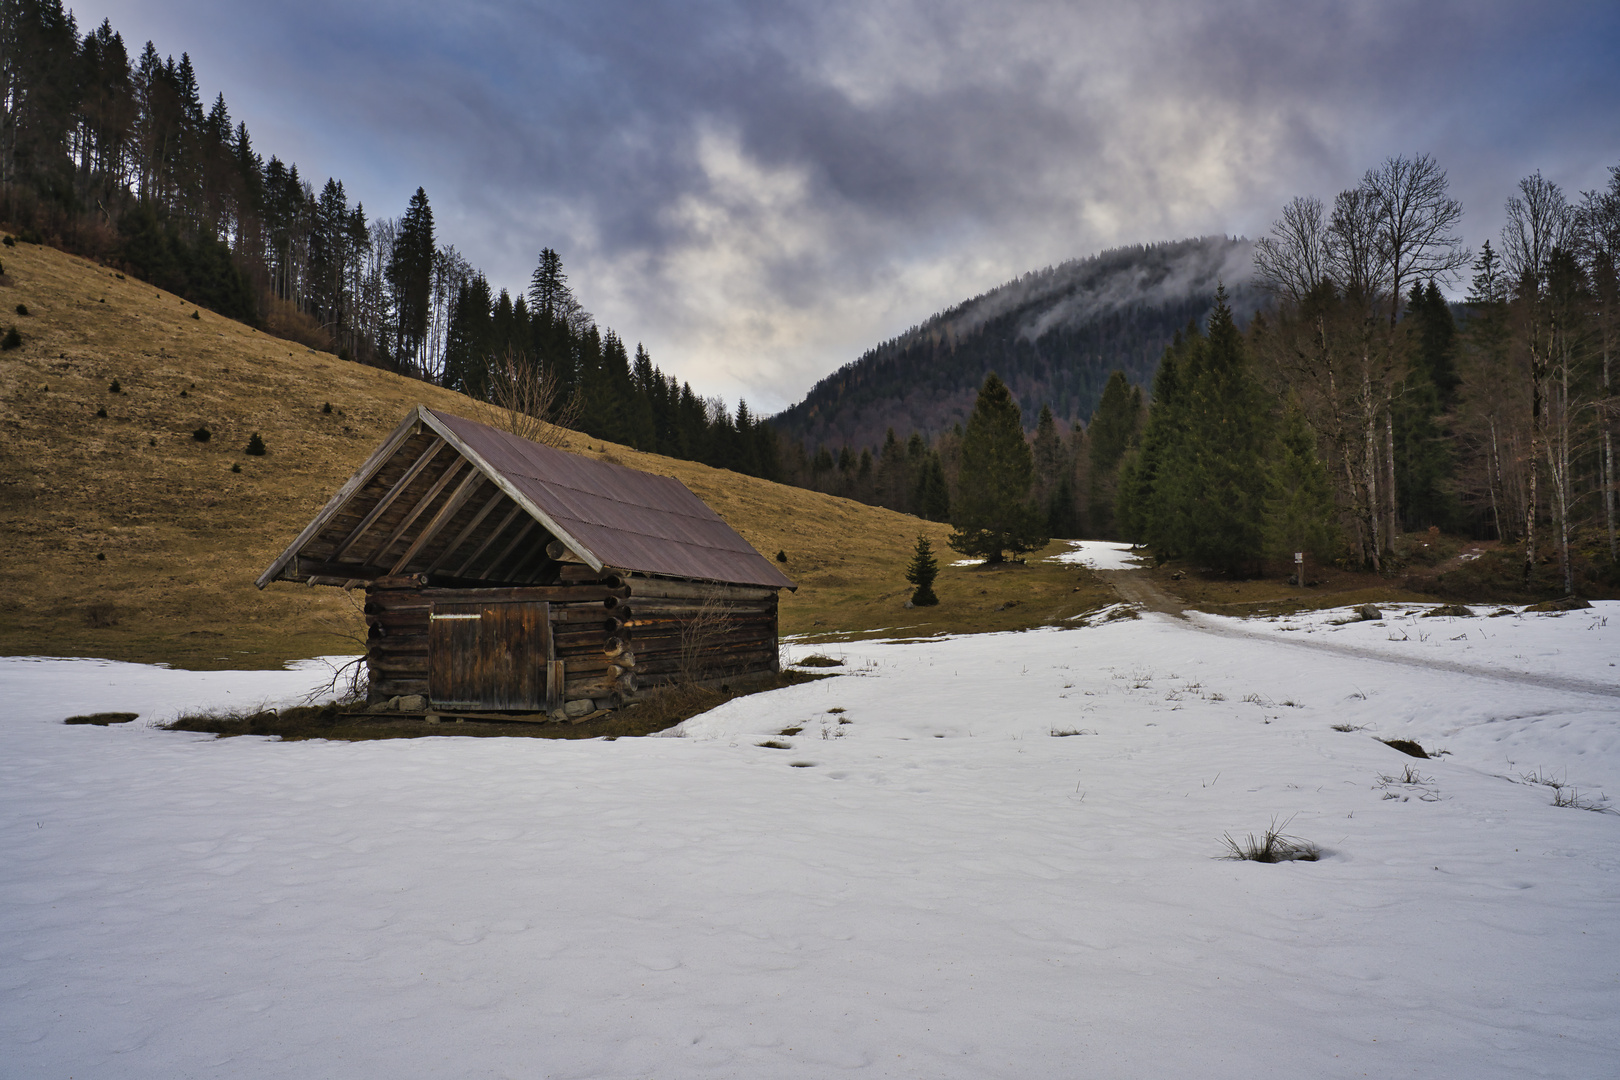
[3,604,1618,1079]
[953,540,1145,570]
[1047,538,1148,570]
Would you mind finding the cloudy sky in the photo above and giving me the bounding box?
[73,0,1620,412]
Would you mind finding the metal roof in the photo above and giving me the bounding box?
[257,405,795,591]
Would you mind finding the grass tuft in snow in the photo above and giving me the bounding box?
[1218,817,1320,863]
[795,655,844,668]
[1550,787,1616,813]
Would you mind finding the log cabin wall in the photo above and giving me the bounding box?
[618,574,780,690]
[364,570,780,709]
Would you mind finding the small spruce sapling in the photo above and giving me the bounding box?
[108,378,121,393]
[1,325,20,350]
[905,534,940,606]
[15,303,27,315]
[191,310,200,320]
[776,549,787,563]
[245,432,266,456]
[231,462,241,473]
[321,402,333,414]
[192,426,211,442]
[95,406,107,418]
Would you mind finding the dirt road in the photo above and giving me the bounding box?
[1097,566,1620,700]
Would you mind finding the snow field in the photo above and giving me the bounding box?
[2,606,1618,1079]
[1045,539,1148,570]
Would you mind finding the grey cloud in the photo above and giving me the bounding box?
[75,0,1620,410]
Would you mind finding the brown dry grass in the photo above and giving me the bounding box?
[1142,560,1437,618]
[161,671,830,740]
[0,237,1116,669]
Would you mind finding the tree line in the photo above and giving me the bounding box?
[0,0,777,479]
[791,155,1619,594]
[1115,154,1617,588]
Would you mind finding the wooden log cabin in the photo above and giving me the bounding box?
[257,405,795,715]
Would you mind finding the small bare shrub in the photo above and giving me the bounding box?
[83,602,118,627]
[678,591,738,687]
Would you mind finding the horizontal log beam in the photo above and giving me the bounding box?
[627,578,776,602]
[617,600,775,617]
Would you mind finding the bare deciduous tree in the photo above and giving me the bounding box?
[1364,153,1470,323]
[482,349,583,448]
[1502,172,1574,583]
[1254,196,1329,304]
[1576,167,1620,560]
[1503,171,1573,288]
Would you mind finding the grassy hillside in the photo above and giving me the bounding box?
[0,237,1115,669]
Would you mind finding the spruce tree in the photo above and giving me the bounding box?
[1171,287,1272,573]
[1392,280,1459,530]
[913,451,951,521]
[1086,370,1141,538]
[1263,397,1338,563]
[1048,471,1082,538]
[948,373,1048,562]
[905,534,940,606]
[1116,331,1193,553]
[388,187,435,370]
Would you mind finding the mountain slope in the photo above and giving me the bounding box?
[0,238,1113,667]
[773,236,1257,450]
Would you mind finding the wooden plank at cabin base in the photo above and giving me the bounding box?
[546,661,564,710]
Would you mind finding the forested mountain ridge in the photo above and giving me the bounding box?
[773,236,1257,451]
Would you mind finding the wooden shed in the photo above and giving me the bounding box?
[258,405,795,716]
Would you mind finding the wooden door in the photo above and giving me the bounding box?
[428,600,552,711]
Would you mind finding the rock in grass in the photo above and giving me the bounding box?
[1526,596,1593,613]
[396,694,427,713]
[1381,738,1430,759]
[1355,604,1382,621]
